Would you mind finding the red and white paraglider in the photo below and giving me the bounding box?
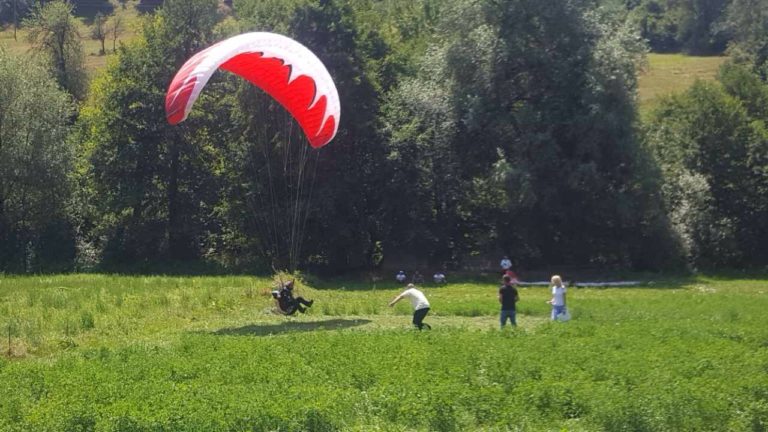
[165,32,341,272]
[165,32,340,148]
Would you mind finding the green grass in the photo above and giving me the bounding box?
[1,273,767,430]
[637,53,728,112]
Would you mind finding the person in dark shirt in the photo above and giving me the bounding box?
[271,280,313,315]
[498,274,520,328]
[412,271,424,284]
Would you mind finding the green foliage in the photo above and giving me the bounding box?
[75,0,223,266]
[0,49,75,272]
[90,11,107,55]
[382,0,676,270]
[0,0,32,30]
[620,0,729,54]
[720,0,768,75]
[4,0,767,273]
[23,0,88,99]
[224,0,387,272]
[719,62,768,118]
[644,73,768,268]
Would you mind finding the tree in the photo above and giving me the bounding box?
[226,0,388,272]
[619,0,729,54]
[76,0,222,266]
[108,10,123,52]
[90,11,107,55]
[0,0,31,40]
[718,61,768,118]
[24,0,87,99]
[677,0,729,54]
[645,79,768,267]
[0,49,75,271]
[382,0,677,269]
[721,0,768,76]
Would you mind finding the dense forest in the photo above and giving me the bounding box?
[0,0,767,274]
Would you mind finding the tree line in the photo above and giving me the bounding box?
[1,0,767,274]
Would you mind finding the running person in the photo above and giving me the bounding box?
[389,283,431,330]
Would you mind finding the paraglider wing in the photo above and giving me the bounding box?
[165,32,340,148]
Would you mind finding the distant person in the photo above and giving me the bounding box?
[272,280,313,315]
[500,256,512,274]
[389,283,431,330]
[433,272,446,284]
[396,270,407,284]
[499,274,520,328]
[412,271,424,284]
[547,275,567,321]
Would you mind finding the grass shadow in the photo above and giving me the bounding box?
[213,319,372,337]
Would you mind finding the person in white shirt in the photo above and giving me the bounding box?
[500,256,512,274]
[547,275,567,320]
[388,283,432,330]
[433,272,446,284]
[396,270,407,284]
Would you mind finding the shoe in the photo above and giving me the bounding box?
[307,300,314,307]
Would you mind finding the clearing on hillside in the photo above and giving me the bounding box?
[638,53,727,111]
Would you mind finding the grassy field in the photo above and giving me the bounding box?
[637,53,728,112]
[0,273,767,431]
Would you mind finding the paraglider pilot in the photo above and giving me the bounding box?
[272,280,314,315]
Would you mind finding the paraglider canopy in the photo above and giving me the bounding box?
[165,32,340,148]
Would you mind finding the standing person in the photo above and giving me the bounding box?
[388,283,432,330]
[396,270,407,284]
[433,271,446,284]
[500,255,512,275]
[499,274,520,328]
[412,271,424,284]
[548,275,567,320]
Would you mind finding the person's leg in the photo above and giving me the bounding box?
[285,299,303,314]
[551,305,564,320]
[412,308,430,330]
[500,310,508,328]
[296,296,313,307]
[510,309,517,326]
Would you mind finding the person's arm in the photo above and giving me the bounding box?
[498,289,503,304]
[562,290,567,307]
[389,292,405,307]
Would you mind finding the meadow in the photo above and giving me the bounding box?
[637,53,728,112]
[0,273,767,431]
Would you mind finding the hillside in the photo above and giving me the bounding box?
[0,0,142,73]
[3,5,726,105]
